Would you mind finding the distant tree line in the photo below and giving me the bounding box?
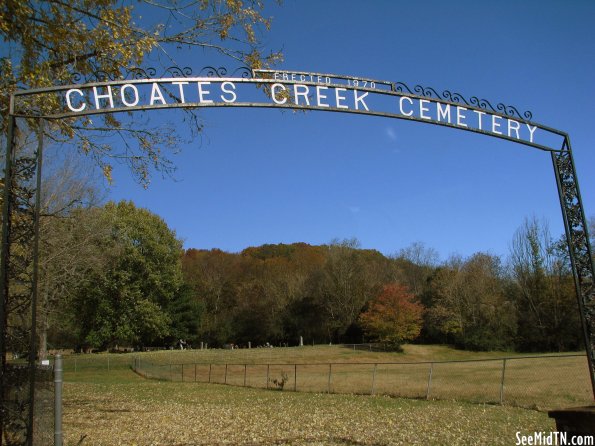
[41,197,592,355]
[181,220,585,353]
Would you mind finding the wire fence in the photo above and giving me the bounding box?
[130,354,593,410]
[2,363,54,446]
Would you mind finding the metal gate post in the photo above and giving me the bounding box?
[0,113,16,446]
[551,138,595,399]
[54,355,63,446]
[499,359,507,405]
[426,362,433,400]
[26,119,44,446]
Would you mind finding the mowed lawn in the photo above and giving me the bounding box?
[61,345,570,445]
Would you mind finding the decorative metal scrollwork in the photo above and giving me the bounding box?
[553,145,595,394]
[1,149,40,444]
[394,81,533,121]
[163,66,193,78]
[198,66,251,78]
[69,65,256,83]
[69,66,194,84]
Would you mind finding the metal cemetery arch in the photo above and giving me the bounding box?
[2,67,594,443]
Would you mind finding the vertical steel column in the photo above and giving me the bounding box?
[0,110,16,446]
[551,137,595,399]
[54,355,63,446]
[26,120,44,446]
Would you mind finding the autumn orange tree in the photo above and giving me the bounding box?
[359,283,424,350]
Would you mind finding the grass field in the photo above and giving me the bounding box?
[60,345,591,445]
[113,344,590,409]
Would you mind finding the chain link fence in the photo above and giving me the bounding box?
[2,363,54,446]
[131,354,592,410]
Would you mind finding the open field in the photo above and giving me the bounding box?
[60,345,590,445]
[64,368,555,446]
[83,344,592,410]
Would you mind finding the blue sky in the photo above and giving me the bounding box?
[107,0,595,260]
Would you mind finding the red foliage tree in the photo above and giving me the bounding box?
[359,284,424,349]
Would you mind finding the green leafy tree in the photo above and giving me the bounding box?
[359,284,424,350]
[72,201,185,349]
[165,284,203,347]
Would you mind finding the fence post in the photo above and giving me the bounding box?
[244,364,247,387]
[266,364,270,389]
[294,364,297,392]
[328,364,332,393]
[194,364,197,382]
[426,362,433,400]
[500,358,507,405]
[224,364,228,384]
[371,364,377,395]
[209,364,212,383]
[54,354,63,446]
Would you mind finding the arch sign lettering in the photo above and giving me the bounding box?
[1,67,594,441]
[11,67,565,151]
